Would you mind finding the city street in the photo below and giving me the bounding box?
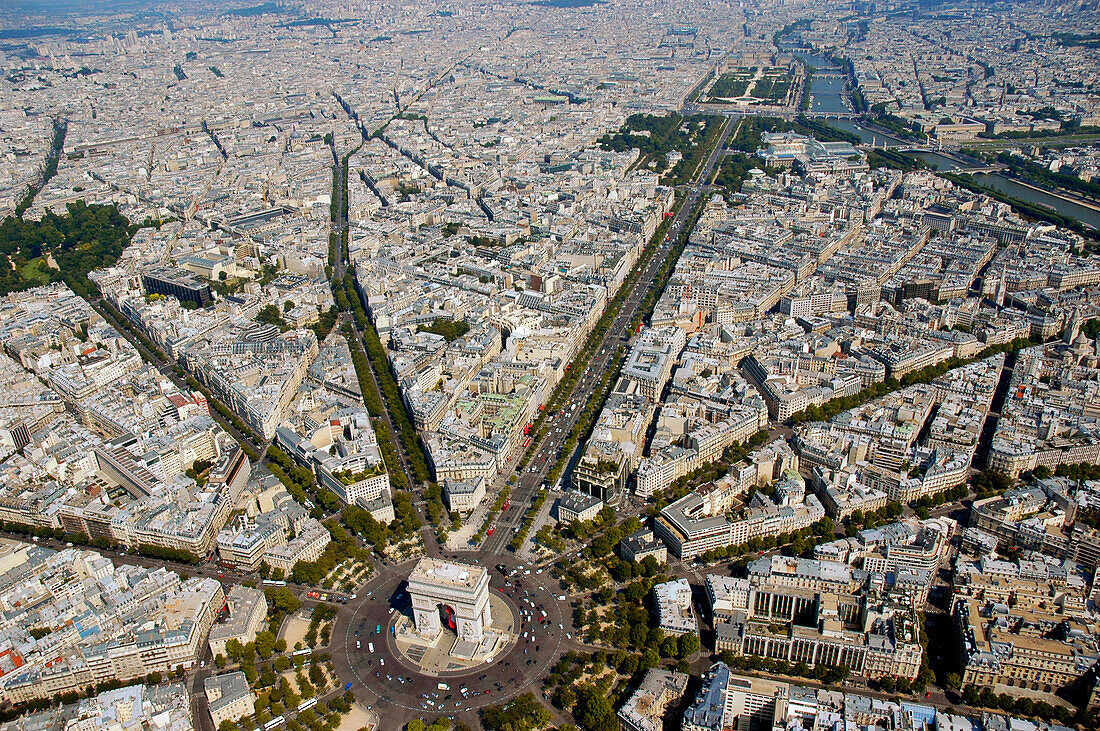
[479,115,738,556]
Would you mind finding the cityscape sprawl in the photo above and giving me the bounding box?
[2,0,1100,729]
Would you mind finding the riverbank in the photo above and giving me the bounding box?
[944,172,1100,240]
[1006,175,1100,216]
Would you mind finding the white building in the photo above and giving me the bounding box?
[653,578,697,636]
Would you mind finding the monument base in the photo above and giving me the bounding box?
[392,593,517,675]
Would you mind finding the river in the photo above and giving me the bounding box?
[782,47,853,116]
[899,153,1100,229]
[777,41,1100,230]
[969,174,1100,230]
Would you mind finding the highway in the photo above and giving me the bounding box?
[480,115,737,555]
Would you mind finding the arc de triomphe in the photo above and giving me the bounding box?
[406,558,492,643]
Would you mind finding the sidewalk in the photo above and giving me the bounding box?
[517,487,559,561]
[444,482,502,551]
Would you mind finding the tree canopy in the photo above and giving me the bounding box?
[0,201,139,296]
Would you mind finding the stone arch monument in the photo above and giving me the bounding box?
[406,558,492,643]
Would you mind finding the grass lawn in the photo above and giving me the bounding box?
[19,257,50,285]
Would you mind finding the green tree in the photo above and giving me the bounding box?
[677,632,700,658]
[309,662,326,690]
[576,688,617,731]
[225,639,245,663]
[255,631,276,659]
[265,587,301,615]
[480,692,552,730]
[257,304,287,328]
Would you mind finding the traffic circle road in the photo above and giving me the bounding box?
[332,556,573,725]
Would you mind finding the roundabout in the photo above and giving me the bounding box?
[331,554,574,726]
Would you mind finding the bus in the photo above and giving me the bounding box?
[262,580,287,587]
[297,699,317,713]
[522,437,531,448]
[264,717,285,729]
[292,648,312,657]
[502,499,510,511]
